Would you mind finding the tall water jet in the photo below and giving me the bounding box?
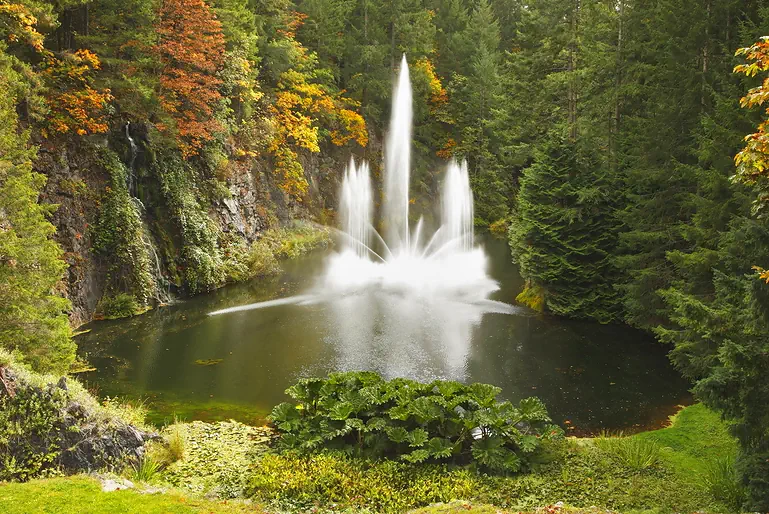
[384,54,413,253]
[442,160,474,253]
[340,158,373,259]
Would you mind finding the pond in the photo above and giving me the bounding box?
[76,236,691,435]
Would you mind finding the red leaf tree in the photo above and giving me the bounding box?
[155,0,225,158]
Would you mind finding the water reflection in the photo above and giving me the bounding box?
[328,292,489,382]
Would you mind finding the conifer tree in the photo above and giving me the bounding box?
[0,49,73,374]
[510,132,619,322]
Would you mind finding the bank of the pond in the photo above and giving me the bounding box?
[93,221,332,321]
[2,403,739,514]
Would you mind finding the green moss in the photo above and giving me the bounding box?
[516,281,545,312]
[0,476,262,514]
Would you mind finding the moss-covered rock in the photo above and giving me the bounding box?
[0,350,155,481]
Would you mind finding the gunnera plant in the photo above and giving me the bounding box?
[268,372,563,473]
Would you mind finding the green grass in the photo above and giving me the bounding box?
[633,403,738,476]
[0,476,261,514]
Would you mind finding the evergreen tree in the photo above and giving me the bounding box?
[657,222,769,510]
[449,0,508,225]
[0,48,73,374]
[510,133,619,321]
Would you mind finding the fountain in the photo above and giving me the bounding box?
[210,55,512,318]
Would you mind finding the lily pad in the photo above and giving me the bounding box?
[194,359,224,366]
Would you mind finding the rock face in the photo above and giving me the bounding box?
[36,142,108,327]
[34,128,375,326]
[0,367,157,479]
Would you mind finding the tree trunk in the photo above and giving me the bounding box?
[611,0,624,170]
[701,0,711,109]
[568,0,580,142]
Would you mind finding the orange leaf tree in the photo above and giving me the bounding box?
[155,0,225,158]
[735,37,769,283]
[0,1,45,52]
[41,49,113,137]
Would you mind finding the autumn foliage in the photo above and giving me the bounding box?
[155,0,226,158]
[268,35,367,200]
[0,1,45,52]
[41,49,113,137]
[734,37,769,187]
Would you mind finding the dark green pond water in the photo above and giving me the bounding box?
[77,237,691,434]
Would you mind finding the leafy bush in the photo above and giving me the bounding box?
[245,240,281,277]
[248,452,479,512]
[594,434,661,471]
[97,293,143,319]
[516,281,545,312]
[488,219,508,238]
[269,372,563,473]
[247,441,721,513]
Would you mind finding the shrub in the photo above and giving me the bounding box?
[247,452,479,513]
[261,221,332,260]
[269,372,563,473]
[0,350,152,481]
[247,439,721,514]
[97,293,143,319]
[165,422,187,463]
[516,281,545,312]
[489,219,508,238]
[245,240,280,277]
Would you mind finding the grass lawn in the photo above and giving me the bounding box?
[0,476,262,514]
[635,403,737,476]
